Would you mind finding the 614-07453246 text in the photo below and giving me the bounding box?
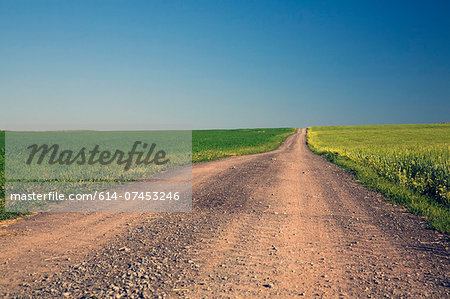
[9,191,181,201]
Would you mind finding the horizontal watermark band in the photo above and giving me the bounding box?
[5,130,192,212]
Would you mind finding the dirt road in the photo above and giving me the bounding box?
[0,129,448,298]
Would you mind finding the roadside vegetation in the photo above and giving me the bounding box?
[307,124,450,233]
[1,128,296,220]
[0,131,22,220]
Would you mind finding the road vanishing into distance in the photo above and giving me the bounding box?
[0,129,448,298]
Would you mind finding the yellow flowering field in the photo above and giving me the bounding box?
[307,124,450,232]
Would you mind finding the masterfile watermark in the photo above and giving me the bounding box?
[9,190,181,201]
[26,141,169,171]
[5,130,192,212]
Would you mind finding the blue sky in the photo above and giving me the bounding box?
[1,0,449,130]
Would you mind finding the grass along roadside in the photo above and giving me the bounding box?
[0,132,20,220]
[0,128,296,221]
[307,124,450,233]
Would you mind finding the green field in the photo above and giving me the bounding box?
[0,128,296,220]
[192,128,296,162]
[307,124,450,233]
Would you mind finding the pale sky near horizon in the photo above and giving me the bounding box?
[1,0,449,130]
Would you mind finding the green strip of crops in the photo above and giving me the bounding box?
[0,131,26,220]
[0,128,296,220]
[307,124,450,233]
[192,128,296,162]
